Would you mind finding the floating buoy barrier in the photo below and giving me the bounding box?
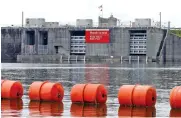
[70,84,107,103]
[3,79,181,117]
[70,103,107,117]
[118,85,156,107]
[170,86,181,109]
[70,84,86,103]
[118,107,132,117]
[118,106,156,117]
[1,99,23,111]
[118,85,136,106]
[28,81,64,102]
[1,80,23,99]
[29,101,64,116]
[70,103,84,116]
[170,109,181,117]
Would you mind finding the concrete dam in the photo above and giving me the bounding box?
[1,17,181,63]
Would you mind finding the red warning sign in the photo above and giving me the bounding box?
[85,29,110,43]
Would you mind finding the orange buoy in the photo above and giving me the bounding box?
[118,85,136,106]
[118,106,132,117]
[170,86,181,109]
[132,85,156,107]
[132,107,156,117]
[170,109,181,117]
[29,81,47,100]
[1,99,23,111]
[70,84,107,104]
[70,84,87,103]
[118,85,156,107]
[118,106,156,117]
[70,103,84,117]
[29,101,41,116]
[83,104,107,117]
[39,101,64,116]
[1,79,5,84]
[70,103,107,117]
[28,81,64,102]
[29,101,64,117]
[84,84,107,103]
[1,80,23,99]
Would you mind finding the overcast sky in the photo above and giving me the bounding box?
[0,0,180,27]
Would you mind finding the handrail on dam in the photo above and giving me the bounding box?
[1,21,172,28]
[156,27,181,62]
[156,28,169,61]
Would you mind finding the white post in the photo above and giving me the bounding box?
[68,56,70,63]
[121,56,123,64]
[60,55,62,63]
[159,12,162,28]
[129,56,131,64]
[76,56,78,63]
[22,11,24,27]
[84,56,86,63]
[146,56,148,64]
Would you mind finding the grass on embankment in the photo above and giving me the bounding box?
[170,30,181,37]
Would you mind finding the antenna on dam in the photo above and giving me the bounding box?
[22,11,24,27]
[159,12,161,28]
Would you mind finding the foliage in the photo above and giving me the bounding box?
[170,30,181,37]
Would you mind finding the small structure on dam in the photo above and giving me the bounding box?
[1,16,181,63]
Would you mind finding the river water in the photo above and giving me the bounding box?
[1,62,181,117]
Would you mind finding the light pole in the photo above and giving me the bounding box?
[117,19,121,27]
[22,11,24,27]
[159,12,162,28]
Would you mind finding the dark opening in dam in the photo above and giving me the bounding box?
[26,31,35,45]
[39,31,48,45]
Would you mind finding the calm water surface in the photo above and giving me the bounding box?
[1,62,181,117]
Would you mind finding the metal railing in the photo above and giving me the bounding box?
[1,21,173,28]
[38,45,48,55]
[24,45,36,55]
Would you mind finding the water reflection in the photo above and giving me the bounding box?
[118,106,156,117]
[170,109,181,117]
[70,103,107,117]
[24,69,49,80]
[1,99,23,117]
[85,64,109,86]
[29,101,64,116]
[1,62,181,117]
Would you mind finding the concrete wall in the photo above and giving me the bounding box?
[135,19,151,27]
[76,19,93,27]
[162,33,181,62]
[21,28,39,55]
[54,28,70,55]
[147,28,165,58]
[1,27,22,62]
[2,27,167,62]
[26,18,45,27]
[109,28,130,56]
[86,28,130,56]
[20,28,70,56]
[45,22,59,27]
[86,44,109,56]
[26,18,59,28]
[98,15,117,27]
[108,16,117,27]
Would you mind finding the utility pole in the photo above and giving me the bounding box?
[22,11,24,27]
[168,21,171,30]
[159,12,161,28]
[130,21,132,27]
[117,19,121,27]
[102,9,103,18]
